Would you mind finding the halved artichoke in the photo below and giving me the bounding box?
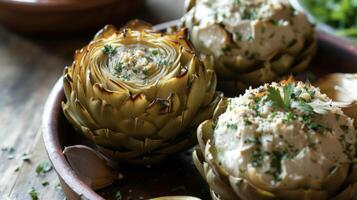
[62,20,223,164]
[181,0,317,95]
[315,73,357,127]
[193,81,357,200]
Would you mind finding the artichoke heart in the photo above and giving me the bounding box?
[194,81,357,200]
[62,20,222,164]
[181,0,317,95]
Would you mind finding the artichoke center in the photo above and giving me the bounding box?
[105,44,168,84]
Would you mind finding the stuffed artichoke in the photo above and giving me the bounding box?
[181,0,317,95]
[62,20,222,164]
[193,80,357,199]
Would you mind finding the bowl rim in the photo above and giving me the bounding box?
[0,0,132,12]
[41,20,357,200]
[42,78,104,200]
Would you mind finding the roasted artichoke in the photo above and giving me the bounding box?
[193,81,357,200]
[181,0,317,95]
[62,21,222,164]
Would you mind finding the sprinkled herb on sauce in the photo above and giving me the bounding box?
[102,44,117,56]
[213,81,356,187]
[107,45,169,83]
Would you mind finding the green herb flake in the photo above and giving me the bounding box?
[114,62,124,74]
[250,150,264,167]
[244,118,252,126]
[307,90,316,98]
[268,151,283,181]
[297,101,314,113]
[283,112,295,123]
[222,46,231,53]
[21,153,31,162]
[36,161,52,175]
[42,181,49,187]
[55,183,61,190]
[151,49,159,55]
[246,35,254,42]
[308,122,327,133]
[28,187,38,200]
[212,120,218,130]
[115,191,122,200]
[235,32,242,41]
[102,44,117,56]
[227,123,238,130]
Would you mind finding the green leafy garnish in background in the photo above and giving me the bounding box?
[301,0,357,37]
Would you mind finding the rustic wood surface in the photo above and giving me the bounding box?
[0,1,184,199]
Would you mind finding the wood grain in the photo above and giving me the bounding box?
[0,0,184,199]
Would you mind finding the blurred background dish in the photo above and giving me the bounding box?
[0,0,143,34]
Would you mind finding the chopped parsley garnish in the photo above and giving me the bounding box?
[248,102,260,116]
[222,46,231,53]
[246,35,254,42]
[250,150,264,167]
[244,137,261,145]
[307,90,316,98]
[102,44,117,56]
[151,49,159,55]
[114,62,124,74]
[227,123,238,130]
[212,120,218,130]
[297,101,314,113]
[269,151,283,180]
[244,118,252,125]
[28,187,38,200]
[283,112,295,123]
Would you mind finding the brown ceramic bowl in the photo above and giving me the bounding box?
[0,0,143,34]
[42,21,357,200]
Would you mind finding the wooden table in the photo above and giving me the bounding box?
[0,1,184,199]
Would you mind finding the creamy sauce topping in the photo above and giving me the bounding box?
[183,0,314,59]
[213,82,356,190]
[103,44,169,84]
